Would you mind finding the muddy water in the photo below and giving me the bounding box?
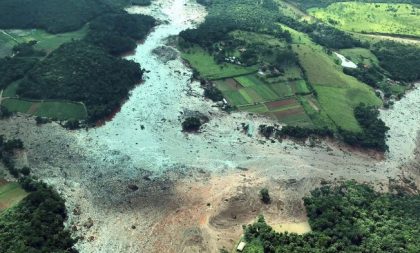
[381,83,420,164]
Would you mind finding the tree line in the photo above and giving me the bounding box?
[242,181,420,252]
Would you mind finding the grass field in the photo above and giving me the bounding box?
[0,27,87,57]
[338,48,379,67]
[294,45,347,87]
[0,181,27,212]
[309,3,420,37]
[2,98,87,120]
[230,30,287,47]
[180,46,258,80]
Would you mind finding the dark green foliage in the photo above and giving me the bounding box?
[20,166,31,176]
[277,15,363,49]
[182,117,202,132]
[63,120,81,130]
[343,65,384,88]
[278,126,333,139]
[12,41,46,57]
[340,104,389,151]
[204,86,223,101]
[372,41,420,82]
[180,0,291,49]
[17,41,143,123]
[260,188,271,204]
[292,0,420,10]
[0,179,76,253]
[0,106,12,119]
[85,13,156,55]
[244,182,420,253]
[35,116,51,125]
[0,136,24,178]
[0,0,112,33]
[0,57,38,90]
[309,24,363,49]
[259,125,276,139]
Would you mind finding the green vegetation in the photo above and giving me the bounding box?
[2,98,88,120]
[292,0,420,10]
[259,188,271,204]
[0,27,87,57]
[309,3,420,37]
[186,0,397,147]
[339,47,379,66]
[182,117,202,132]
[242,181,420,252]
[181,46,258,79]
[0,180,76,253]
[0,135,24,178]
[0,57,38,90]
[0,0,159,124]
[86,13,156,55]
[372,41,420,82]
[340,104,390,151]
[16,41,143,123]
[0,182,28,211]
[0,0,112,33]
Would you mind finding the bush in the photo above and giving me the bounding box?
[204,86,223,101]
[182,117,202,132]
[260,188,271,204]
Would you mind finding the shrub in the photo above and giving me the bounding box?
[260,188,271,204]
[182,117,202,132]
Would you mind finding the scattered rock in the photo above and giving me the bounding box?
[152,46,179,63]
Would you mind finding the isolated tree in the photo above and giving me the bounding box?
[260,188,271,204]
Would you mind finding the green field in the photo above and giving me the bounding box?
[309,3,420,37]
[0,181,27,212]
[2,98,87,120]
[0,27,87,57]
[180,46,258,79]
[230,30,287,47]
[338,47,379,67]
[294,45,347,87]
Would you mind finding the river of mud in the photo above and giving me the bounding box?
[0,0,419,252]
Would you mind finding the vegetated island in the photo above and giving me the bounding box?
[177,0,420,151]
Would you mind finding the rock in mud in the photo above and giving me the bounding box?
[152,46,179,63]
[128,184,139,191]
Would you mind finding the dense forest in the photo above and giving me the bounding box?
[181,0,284,48]
[0,57,38,90]
[0,180,76,253]
[372,41,420,82]
[0,0,111,33]
[86,13,156,55]
[243,181,420,252]
[17,41,144,123]
[340,104,389,151]
[0,0,153,33]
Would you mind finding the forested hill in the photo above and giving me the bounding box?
[0,0,152,33]
[290,0,420,9]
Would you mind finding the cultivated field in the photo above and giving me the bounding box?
[0,181,27,212]
[1,81,87,120]
[0,27,87,57]
[2,98,87,120]
[180,46,258,79]
[309,3,420,37]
